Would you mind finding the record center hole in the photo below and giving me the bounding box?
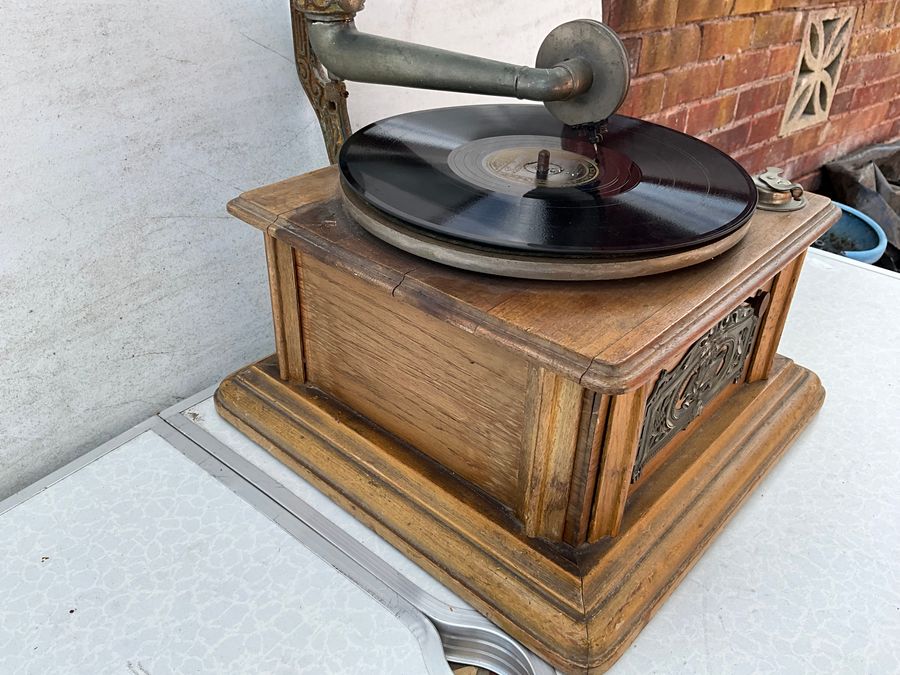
[524,161,564,176]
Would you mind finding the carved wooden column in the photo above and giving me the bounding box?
[265,235,305,382]
[289,0,364,162]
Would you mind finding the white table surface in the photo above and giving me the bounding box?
[0,425,448,675]
[173,249,900,674]
[3,249,898,675]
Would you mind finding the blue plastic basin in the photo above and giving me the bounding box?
[820,202,888,264]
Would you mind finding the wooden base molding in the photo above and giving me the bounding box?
[217,356,823,673]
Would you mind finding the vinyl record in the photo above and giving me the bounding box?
[338,105,757,257]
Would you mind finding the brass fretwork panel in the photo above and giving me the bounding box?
[633,302,759,482]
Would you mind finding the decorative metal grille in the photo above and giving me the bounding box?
[632,302,760,483]
[780,7,855,135]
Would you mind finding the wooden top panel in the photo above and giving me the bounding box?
[228,167,838,392]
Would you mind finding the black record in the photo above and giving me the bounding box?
[338,104,757,257]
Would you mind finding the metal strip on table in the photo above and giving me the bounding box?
[159,389,556,675]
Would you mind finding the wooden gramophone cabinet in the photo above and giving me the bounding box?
[216,165,836,673]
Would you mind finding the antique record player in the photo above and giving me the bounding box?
[217,3,837,672]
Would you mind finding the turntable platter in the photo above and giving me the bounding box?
[338,105,757,258]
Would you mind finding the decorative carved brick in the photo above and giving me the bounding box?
[780,7,855,135]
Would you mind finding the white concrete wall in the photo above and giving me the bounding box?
[0,0,599,498]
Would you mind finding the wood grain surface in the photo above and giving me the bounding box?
[563,392,610,545]
[228,167,838,392]
[216,355,824,673]
[747,251,806,382]
[518,366,585,539]
[588,386,649,540]
[301,255,530,507]
[265,235,305,382]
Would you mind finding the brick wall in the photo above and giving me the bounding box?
[605,0,900,188]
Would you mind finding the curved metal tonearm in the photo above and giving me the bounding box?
[306,20,594,103]
[305,17,630,128]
